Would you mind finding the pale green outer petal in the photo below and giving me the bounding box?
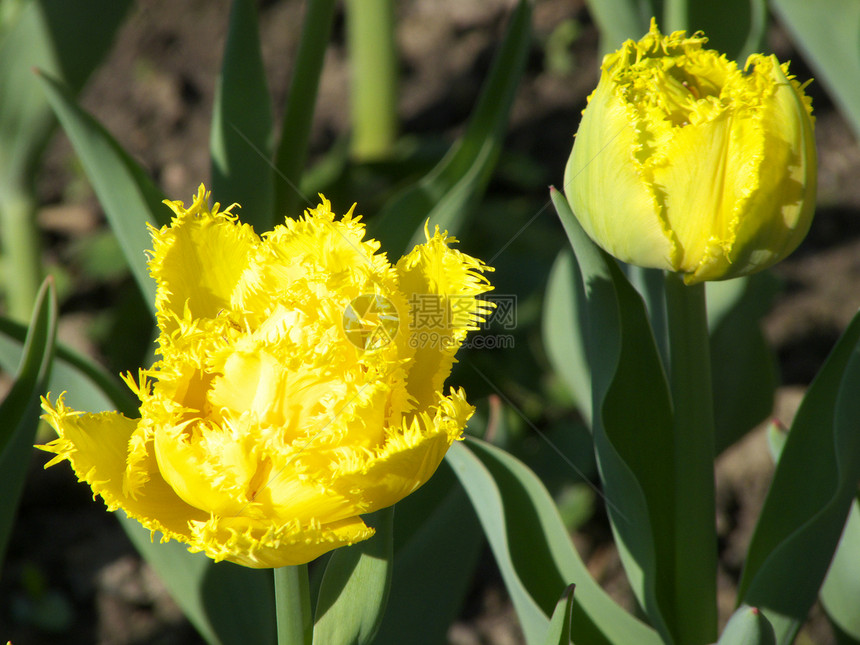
[564,79,676,271]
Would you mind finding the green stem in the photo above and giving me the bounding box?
[345,0,398,161]
[663,0,689,32]
[274,564,312,645]
[664,273,717,644]
[0,188,42,322]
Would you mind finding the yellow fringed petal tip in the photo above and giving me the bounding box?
[564,18,816,284]
[38,186,494,568]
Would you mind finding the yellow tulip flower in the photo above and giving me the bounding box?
[40,186,493,568]
[565,19,816,284]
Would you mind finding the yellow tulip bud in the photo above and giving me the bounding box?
[564,19,816,284]
[39,186,493,568]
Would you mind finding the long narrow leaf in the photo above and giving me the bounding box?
[770,0,860,140]
[543,249,592,426]
[313,508,393,645]
[0,279,57,569]
[446,440,547,645]
[210,0,274,231]
[0,0,130,185]
[373,462,483,645]
[367,0,531,256]
[738,309,860,643]
[707,275,778,453]
[0,0,130,318]
[819,499,860,641]
[551,188,676,640]
[543,585,575,645]
[37,72,169,309]
[0,316,136,415]
[274,0,337,220]
[448,438,661,645]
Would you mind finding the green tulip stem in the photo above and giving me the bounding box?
[664,273,717,644]
[0,187,42,322]
[664,0,689,33]
[274,564,312,645]
[345,0,398,160]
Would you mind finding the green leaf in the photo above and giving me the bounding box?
[717,605,776,645]
[688,0,767,61]
[550,188,676,641]
[543,585,575,645]
[820,499,860,641]
[770,0,860,140]
[373,461,483,645]
[122,517,276,645]
[447,438,660,645]
[367,0,531,256]
[738,309,860,643]
[584,0,651,53]
[273,0,338,220]
[37,72,169,310]
[543,249,592,426]
[210,0,274,232]
[765,420,788,464]
[0,0,130,319]
[0,315,136,416]
[0,279,57,569]
[0,0,130,185]
[313,508,393,645]
[707,274,778,454]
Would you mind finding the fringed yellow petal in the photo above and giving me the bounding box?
[42,188,493,568]
[150,184,258,337]
[39,395,206,542]
[329,387,473,512]
[188,515,375,569]
[396,226,493,412]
